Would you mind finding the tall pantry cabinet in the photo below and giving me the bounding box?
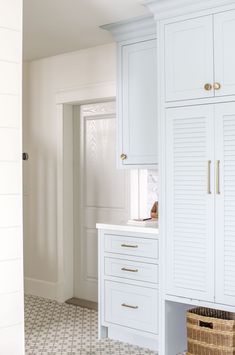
[144,0,235,311]
[165,102,235,305]
[164,7,235,305]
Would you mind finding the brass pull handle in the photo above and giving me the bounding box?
[121,244,138,248]
[216,160,220,195]
[214,82,221,90]
[121,303,138,309]
[204,83,212,91]
[121,267,138,273]
[120,153,127,160]
[207,160,211,194]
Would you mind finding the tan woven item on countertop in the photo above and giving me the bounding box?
[187,307,235,355]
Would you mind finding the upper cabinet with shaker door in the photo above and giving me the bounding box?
[102,15,158,168]
[165,10,235,102]
[214,10,235,97]
[165,16,214,102]
[121,39,157,166]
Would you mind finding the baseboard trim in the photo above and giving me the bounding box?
[108,325,158,351]
[24,277,58,300]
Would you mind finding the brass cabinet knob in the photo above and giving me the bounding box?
[214,82,221,90]
[204,83,212,91]
[120,153,127,160]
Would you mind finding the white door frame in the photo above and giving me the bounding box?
[55,81,116,302]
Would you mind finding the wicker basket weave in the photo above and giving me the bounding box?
[187,307,235,355]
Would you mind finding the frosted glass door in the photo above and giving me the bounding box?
[121,39,158,166]
[165,105,214,301]
[165,15,214,102]
[215,102,235,306]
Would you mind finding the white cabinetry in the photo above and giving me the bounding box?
[102,16,158,167]
[165,16,214,101]
[165,105,214,301]
[214,10,235,97]
[165,9,235,102]
[121,39,157,166]
[143,0,235,354]
[97,224,159,351]
[215,102,235,305]
[165,102,235,306]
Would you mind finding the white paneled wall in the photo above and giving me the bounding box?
[0,0,24,353]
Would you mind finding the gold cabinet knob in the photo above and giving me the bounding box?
[214,82,221,90]
[120,153,127,160]
[204,83,212,91]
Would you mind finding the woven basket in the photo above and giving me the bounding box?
[187,307,235,355]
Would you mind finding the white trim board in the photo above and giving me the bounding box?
[56,81,116,105]
[24,277,58,300]
[55,81,116,303]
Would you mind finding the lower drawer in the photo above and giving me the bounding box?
[105,257,158,284]
[104,234,158,259]
[104,280,158,334]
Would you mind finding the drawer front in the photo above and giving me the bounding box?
[105,257,158,284]
[104,281,158,334]
[104,234,158,259]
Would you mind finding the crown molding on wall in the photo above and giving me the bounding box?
[101,14,156,42]
[143,0,235,20]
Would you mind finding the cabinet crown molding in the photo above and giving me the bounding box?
[101,14,156,42]
[143,0,235,20]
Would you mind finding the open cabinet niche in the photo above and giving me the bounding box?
[163,299,235,355]
[163,301,191,355]
[130,169,158,220]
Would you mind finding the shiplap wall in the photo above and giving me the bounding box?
[0,0,24,353]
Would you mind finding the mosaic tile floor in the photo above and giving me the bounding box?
[25,295,157,355]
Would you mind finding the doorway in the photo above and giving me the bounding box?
[73,101,129,302]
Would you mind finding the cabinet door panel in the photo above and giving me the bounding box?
[121,39,158,165]
[215,102,235,305]
[214,10,235,97]
[165,105,214,301]
[165,16,214,102]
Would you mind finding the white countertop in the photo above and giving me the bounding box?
[96,222,159,235]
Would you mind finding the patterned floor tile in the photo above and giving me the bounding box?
[25,294,157,355]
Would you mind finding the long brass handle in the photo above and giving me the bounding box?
[121,303,138,309]
[216,160,220,195]
[207,160,211,194]
[121,267,138,273]
[121,244,138,248]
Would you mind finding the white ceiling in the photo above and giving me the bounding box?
[23,0,148,61]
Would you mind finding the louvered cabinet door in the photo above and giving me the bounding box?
[215,102,235,305]
[165,105,215,301]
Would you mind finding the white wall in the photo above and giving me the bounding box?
[23,43,117,299]
[0,0,24,352]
